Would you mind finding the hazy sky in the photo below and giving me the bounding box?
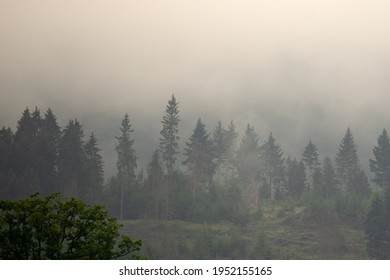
[1,0,390,176]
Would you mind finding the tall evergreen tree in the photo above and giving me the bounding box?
[335,128,361,191]
[13,108,39,197]
[159,94,180,175]
[226,120,239,171]
[365,195,390,259]
[115,114,137,220]
[34,108,61,195]
[285,157,306,198]
[83,132,104,204]
[212,121,229,183]
[0,127,15,199]
[260,133,284,200]
[237,124,260,188]
[370,129,390,189]
[318,157,338,200]
[183,119,214,199]
[58,119,85,198]
[302,140,320,192]
[146,149,164,218]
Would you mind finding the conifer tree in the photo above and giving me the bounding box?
[370,129,390,189]
[212,121,228,183]
[83,132,104,204]
[237,124,260,187]
[260,133,284,200]
[183,119,214,199]
[58,119,85,198]
[159,94,180,175]
[335,128,361,191]
[226,120,239,173]
[319,157,338,200]
[13,108,39,197]
[302,140,320,192]
[365,195,390,259]
[35,108,61,195]
[285,157,306,198]
[146,149,164,218]
[0,127,15,199]
[115,114,137,220]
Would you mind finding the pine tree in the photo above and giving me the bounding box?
[13,108,39,197]
[183,119,214,199]
[115,114,137,220]
[226,120,239,173]
[302,140,320,192]
[237,124,260,188]
[83,132,104,204]
[159,94,180,175]
[285,157,306,198]
[212,121,228,183]
[0,127,15,199]
[319,157,338,200]
[34,108,61,195]
[365,195,390,259]
[335,128,361,191]
[370,129,390,189]
[58,119,86,199]
[260,133,284,200]
[146,149,164,218]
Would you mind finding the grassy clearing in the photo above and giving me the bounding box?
[120,203,368,259]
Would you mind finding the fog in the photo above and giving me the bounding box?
[1,0,390,177]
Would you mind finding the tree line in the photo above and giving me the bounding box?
[1,95,390,258]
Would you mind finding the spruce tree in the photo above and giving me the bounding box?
[212,121,228,183]
[370,129,390,189]
[115,114,137,220]
[58,119,85,198]
[159,94,180,175]
[365,195,390,259]
[146,149,164,218]
[13,108,39,197]
[183,119,214,199]
[319,157,338,200]
[237,124,260,188]
[260,133,284,200]
[0,127,15,199]
[83,132,104,204]
[302,140,320,192]
[335,128,361,192]
[35,108,61,195]
[285,157,306,198]
[226,120,239,173]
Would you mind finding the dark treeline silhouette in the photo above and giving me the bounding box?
[1,96,390,258]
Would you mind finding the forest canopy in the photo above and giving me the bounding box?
[1,96,390,259]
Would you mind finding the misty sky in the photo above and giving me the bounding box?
[1,0,390,177]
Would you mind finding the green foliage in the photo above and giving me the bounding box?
[370,129,390,188]
[336,128,362,192]
[0,194,142,259]
[115,113,137,220]
[159,94,180,174]
[183,119,215,198]
[302,140,320,191]
[249,230,272,259]
[365,193,390,259]
[334,193,368,228]
[260,133,285,200]
[237,124,260,187]
[82,132,104,204]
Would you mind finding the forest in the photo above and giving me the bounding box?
[1,95,390,259]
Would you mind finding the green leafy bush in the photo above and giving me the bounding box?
[0,193,142,259]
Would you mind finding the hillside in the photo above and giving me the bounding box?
[120,201,368,260]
